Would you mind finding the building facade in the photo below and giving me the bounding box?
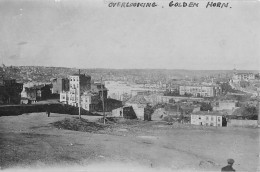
[179,85,221,97]
[24,84,51,102]
[60,74,108,112]
[213,100,236,111]
[125,95,149,120]
[69,74,91,93]
[68,74,91,106]
[232,73,255,82]
[191,111,223,127]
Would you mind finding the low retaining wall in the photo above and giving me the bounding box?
[227,119,258,127]
[0,104,100,116]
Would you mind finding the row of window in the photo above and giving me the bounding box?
[192,116,221,122]
[205,123,221,127]
[70,84,79,88]
[70,77,79,82]
[180,91,211,96]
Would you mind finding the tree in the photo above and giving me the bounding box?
[242,105,258,120]
[184,93,193,97]
[200,102,213,111]
[144,104,154,121]
[163,90,179,96]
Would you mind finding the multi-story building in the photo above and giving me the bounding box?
[91,83,108,99]
[68,74,91,106]
[179,85,221,97]
[51,78,69,94]
[60,74,108,112]
[191,111,224,127]
[69,74,91,92]
[81,93,100,111]
[232,73,255,82]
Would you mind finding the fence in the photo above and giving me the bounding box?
[227,119,257,127]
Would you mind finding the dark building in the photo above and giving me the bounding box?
[0,79,23,104]
[24,84,51,102]
[91,83,108,99]
[51,78,69,94]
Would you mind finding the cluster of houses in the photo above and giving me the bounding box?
[21,84,52,104]
[232,72,256,82]
[109,90,240,126]
[0,69,259,127]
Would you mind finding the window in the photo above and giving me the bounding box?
[210,123,214,126]
[218,117,221,122]
[205,123,208,126]
[206,116,209,120]
[211,117,214,121]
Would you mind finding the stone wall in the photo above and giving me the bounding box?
[227,119,257,127]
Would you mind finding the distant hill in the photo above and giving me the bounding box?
[0,65,258,84]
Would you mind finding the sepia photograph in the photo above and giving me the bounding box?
[0,0,259,171]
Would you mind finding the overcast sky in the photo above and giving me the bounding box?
[0,0,259,70]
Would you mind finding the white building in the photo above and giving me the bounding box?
[191,111,223,127]
[213,101,236,111]
[232,73,255,82]
[68,74,91,106]
[179,85,221,97]
[125,95,149,120]
[111,107,125,117]
[60,91,69,104]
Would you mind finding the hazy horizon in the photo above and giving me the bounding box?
[0,0,259,70]
[3,64,259,72]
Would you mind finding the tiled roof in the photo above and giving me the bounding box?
[126,95,149,104]
[192,111,223,116]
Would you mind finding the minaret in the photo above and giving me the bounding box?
[233,64,237,74]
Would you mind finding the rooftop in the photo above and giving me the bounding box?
[192,111,224,116]
[71,74,91,77]
[126,95,149,104]
[180,84,219,88]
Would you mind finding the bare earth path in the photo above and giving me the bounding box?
[0,113,259,172]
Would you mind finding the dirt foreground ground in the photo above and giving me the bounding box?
[0,113,259,172]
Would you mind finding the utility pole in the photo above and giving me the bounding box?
[257,88,260,127]
[78,69,81,119]
[101,77,105,124]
